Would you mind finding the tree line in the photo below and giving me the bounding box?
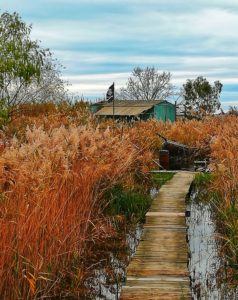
[0,11,227,122]
[117,67,223,120]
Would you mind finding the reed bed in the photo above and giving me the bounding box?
[0,108,238,297]
[0,123,151,299]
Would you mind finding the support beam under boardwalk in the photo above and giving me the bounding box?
[120,171,194,300]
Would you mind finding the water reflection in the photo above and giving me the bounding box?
[85,224,143,300]
[187,189,238,300]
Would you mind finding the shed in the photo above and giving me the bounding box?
[91,100,176,122]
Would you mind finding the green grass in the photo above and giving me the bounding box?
[189,173,214,204]
[105,173,175,224]
[193,172,213,187]
[151,172,175,188]
[105,185,152,222]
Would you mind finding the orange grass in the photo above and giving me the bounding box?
[1,111,237,297]
[208,116,238,207]
[102,116,238,207]
[123,116,238,207]
[0,124,151,299]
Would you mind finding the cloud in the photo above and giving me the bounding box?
[58,51,238,83]
[1,0,238,107]
[31,8,238,46]
[64,73,129,96]
[37,0,238,8]
[221,101,238,106]
[63,71,237,104]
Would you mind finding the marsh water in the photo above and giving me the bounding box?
[187,188,238,300]
[85,224,143,299]
[86,187,238,300]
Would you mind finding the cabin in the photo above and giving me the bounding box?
[91,100,176,122]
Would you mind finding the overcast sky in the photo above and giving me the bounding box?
[1,0,238,109]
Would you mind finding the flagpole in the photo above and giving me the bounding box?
[113,82,115,122]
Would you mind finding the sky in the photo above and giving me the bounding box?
[1,0,238,109]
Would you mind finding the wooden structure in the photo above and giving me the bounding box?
[157,133,195,170]
[120,171,194,300]
[91,100,176,122]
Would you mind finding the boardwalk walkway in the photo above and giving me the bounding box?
[120,171,194,300]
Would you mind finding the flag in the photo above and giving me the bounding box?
[106,83,114,102]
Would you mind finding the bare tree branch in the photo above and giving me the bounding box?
[117,67,174,101]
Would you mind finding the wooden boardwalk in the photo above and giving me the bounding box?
[120,171,194,300]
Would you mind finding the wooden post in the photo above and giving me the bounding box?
[113,82,115,121]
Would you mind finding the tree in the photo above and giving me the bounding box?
[117,67,174,101]
[180,76,222,119]
[0,12,66,120]
[228,106,238,116]
[13,56,66,112]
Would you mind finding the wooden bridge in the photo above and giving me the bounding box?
[120,171,194,300]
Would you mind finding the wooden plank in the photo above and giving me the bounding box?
[120,171,194,300]
[145,216,186,226]
[146,212,185,217]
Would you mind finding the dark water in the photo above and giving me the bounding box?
[85,224,143,300]
[187,189,238,300]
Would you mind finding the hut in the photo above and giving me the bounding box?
[91,100,176,122]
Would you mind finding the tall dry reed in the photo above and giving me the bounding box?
[0,124,148,299]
